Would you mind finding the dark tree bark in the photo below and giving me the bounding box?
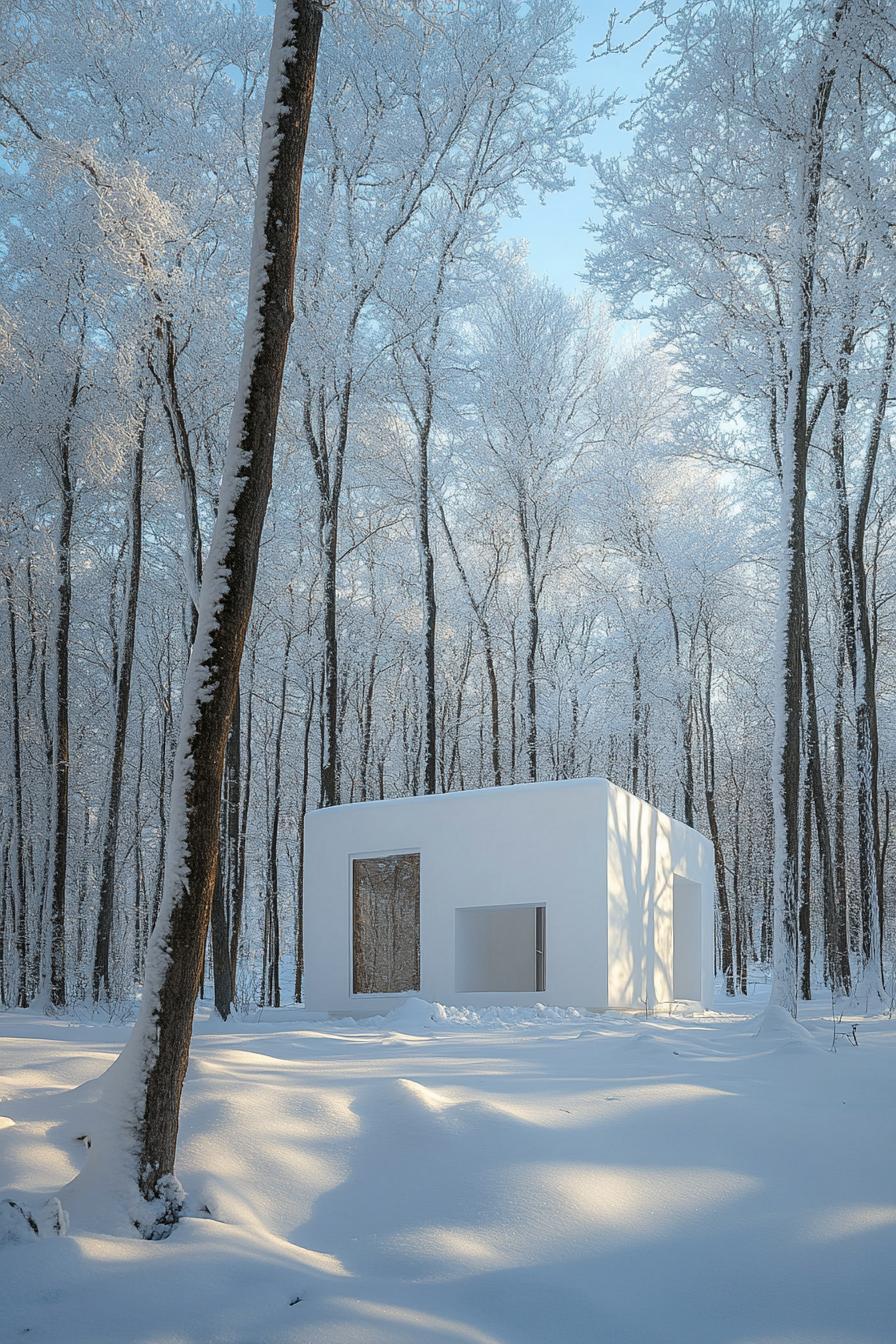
[801,584,849,994]
[113,1,323,1231]
[48,351,84,1006]
[798,764,812,1001]
[359,651,377,801]
[210,698,240,1019]
[438,501,502,786]
[515,492,549,783]
[230,655,255,991]
[417,397,438,795]
[832,626,851,963]
[700,628,735,995]
[851,322,893,982]
[294,674,315,1003]
[631,649,642,797]
[2,568,28,1007]
[262,630,291,1008]
[770,0,847,1015]
[133,713,147,981]
[682,684,696,830]
[94,403,146,1000]
[148,317,203,635]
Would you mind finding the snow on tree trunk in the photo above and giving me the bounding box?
[769,0,849,1019]
[93,401,146,1001]
[78,0,322,1236]
[47,356,82,1007]
[2,567,28,1007]
[849,320,893,1006]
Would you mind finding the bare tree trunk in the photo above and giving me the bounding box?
[94,404,146,1000]
[798,763,812,1001]
[851,322,893,991]
[682,689,695,829]
[359,652,376,801]
[210,698,239,1019]
[133,712,147,981]
[230,654,254,991]
[321,496,341,806]
[701,630,734,996]
[2,569,28,1007]
[631,648,642,798]
[515,496,542,782]
[106,1,322,1231]
[770,0,847,1016]
[802,586,848,993]
[733,791,749,995]
[294,674,315,1003]
[418,408,437,794]
[148,318,203,634]
[0,822,10,1004]
[263,631,291,1008]
[832,625,851,971]
[48,353,83,1006]
[438,501,502,786]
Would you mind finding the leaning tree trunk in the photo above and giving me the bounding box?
[210,697,240,1019]
[93,405,146,1000]
[230,653,255,991]
[104,0,322,1233]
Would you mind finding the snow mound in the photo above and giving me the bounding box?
[0,1199,37,1243]
[2,999,895,1342]
[754,1006,823,1052]
[368,999,596,1033]
[433,1002,590,1029]
[0,1196,68,1242]
[381,997,442,1031]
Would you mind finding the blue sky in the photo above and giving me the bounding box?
[498,4,648,294]
[253,1,645,295]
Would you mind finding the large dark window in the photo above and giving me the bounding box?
[352,852,420,994]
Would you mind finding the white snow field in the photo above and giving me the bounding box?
[1,990,894,1344]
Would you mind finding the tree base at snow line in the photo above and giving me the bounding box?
[0,1196,68,1242]
[848,965,887,1015]
[132,1172,185,1240]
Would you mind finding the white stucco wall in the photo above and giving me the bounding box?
[303,779,608,1013]
[303,777,714,1013]
[605,781,714,1009]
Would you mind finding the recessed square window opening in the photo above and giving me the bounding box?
[455,903,546,993]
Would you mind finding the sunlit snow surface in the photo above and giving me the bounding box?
[1,985,894,1343]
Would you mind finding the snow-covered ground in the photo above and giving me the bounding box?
[1,988,894,1344]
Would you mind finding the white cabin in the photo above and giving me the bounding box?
[302,778,714,1014]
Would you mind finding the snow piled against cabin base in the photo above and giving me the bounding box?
[1,989,894,1344]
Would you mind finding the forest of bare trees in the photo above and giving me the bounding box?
[2,0,895,1045]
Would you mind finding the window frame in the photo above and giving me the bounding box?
[349,847,421,997]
